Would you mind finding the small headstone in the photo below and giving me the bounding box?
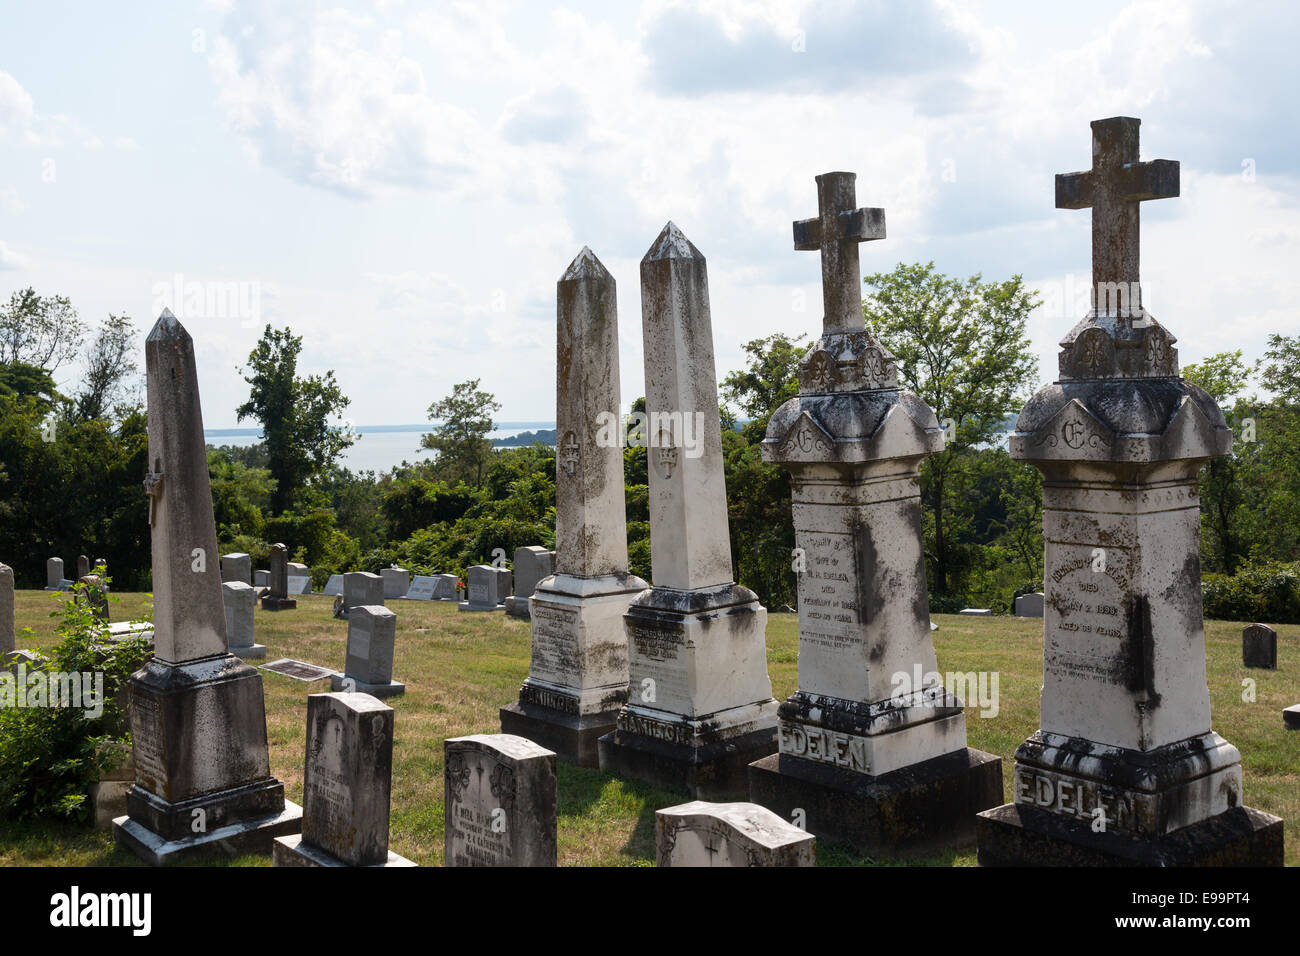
[342,572,384,618]
[401,575,437,601]
[287,563,311,593]
[1242,623,1277,670]
[1284,705,1300,731]
[254,569,270,587]
[95,558,108,575]
[261,543,297,611]
[1014,593,1044,617]
[959,608,993,616]
[322,574,344,596]
[223,581,265,660]
[0,563,14,658]
[504,546,555,619]
[78,574,110,622]
[656,801,816,867]
[330,605,404,698]
[77,555,91,579]
[44,557,65,591]
[444,734,557,867]
[381,567,410,599]
[273,692,416,867]
[432,573,458,601]
[458,565,509,612]
[220,552,252,585]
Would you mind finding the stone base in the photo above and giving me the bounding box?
[598,724,778,800]
[976,803,1284,867]
[113,801,303,866]
[504,596,531,619]
[748,747,1002,856]
[1284,705,1300,730]
[260,596,297,611]
[272,834,417,868]
[229,643,267,661]
[458,601,503,612]
[499,700,619,769]
[329,673,405,698]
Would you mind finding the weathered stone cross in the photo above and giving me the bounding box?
[793,171,885,332]
[1056,116,1178,315]
[142,466,164,527]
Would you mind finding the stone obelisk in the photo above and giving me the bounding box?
[499,249,648,767]
[113,310,301,864]
[596,223,778,798]
[748,173,1001,853]
[976,118,1283,866]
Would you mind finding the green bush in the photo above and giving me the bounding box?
[1202,561,1300,623]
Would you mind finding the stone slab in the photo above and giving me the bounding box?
[959,608,993,616]
[498,700,620,770]
[286,575,311,595]
[402,575,437,601]
[322,574,344,596]
[113,802,303,866]
[1014,592,1044,617]
[329,674,406,698]
[272,833,416,868]
[260,595,297,611]
[262,658,335,682]
[976,803,1284,867]
[1283,705,1300,730]
[598,724,777,801]
[749,747,1002,856]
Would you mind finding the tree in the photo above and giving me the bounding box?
[74,314,140,423]
[863,261,1040,597]
[720,333,808,433]
[0,288,84,373]
[421,379,501,487]
[0,362,60,412]
[237,325,355,516]
[1183,350,1251,573]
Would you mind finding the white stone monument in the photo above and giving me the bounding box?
[656,801,815,867]
[222,580,265,660]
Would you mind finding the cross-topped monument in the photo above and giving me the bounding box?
[1056,116,1178,313]
[794,171,885,332]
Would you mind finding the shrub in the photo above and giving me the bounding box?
[1202,561,1300,624]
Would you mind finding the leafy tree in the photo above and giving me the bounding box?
[1183,350,1251,573]
[237,325,355,516]
[0,288,84,373]
[863,261,1040,597]
[0,362,60,412]
[73,314,140,423]
[421,379,501,487]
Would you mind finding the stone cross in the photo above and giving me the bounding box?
[1055,116,1178,314]
[793,171,885,332]
[143,469,164,527]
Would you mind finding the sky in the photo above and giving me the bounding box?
[1,0,1297,429]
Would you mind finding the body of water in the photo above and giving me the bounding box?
[205,422,556,474]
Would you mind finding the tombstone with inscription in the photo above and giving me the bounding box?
[75,555,90,579]
[432,573,459,601]
[749,173,1002,853]
[444,734,557,867]
[401,575,437,601]
[1015,592,1045,618]
[504,547,555,619]
[498,248,649,766]
[381,567,410,599]
[322,574,344,596]
[113,311,301,864]
[1242,624,1277,670]
[223,581,265,660]
[330,605,404,698]
[286,562,311,594]
[656,801,815,867]
[976,118,1283,866]
[273,692,416,867]
[261,544,297,611]
[598,224,778,798]
[341,571,385,619]
[254,569,269,588]
[458,564,508,612]
[220,553,252,585]
[45,557,68,591]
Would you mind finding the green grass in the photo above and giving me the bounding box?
[3,589,1297,865]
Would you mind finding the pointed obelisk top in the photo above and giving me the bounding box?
[561,246,612,283]
[144,310,229,663]
[643,221,704,263]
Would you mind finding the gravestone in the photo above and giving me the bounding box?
[656,801,815,867]
[749,173,1001,853]
[1242,624,1277,670]
[113,310,301,865]
[444,734,557,867]
[330,605,404,698]
[381,567,410,599]
[0,563,13,659]
[1284,705,1300,731]
[45,557,68,591]
[273,692,416,867]
[77,575,110,623]
[322,574,344,596]
[976,118,1283,866]
[261,544,297,611]
[504,546,555,619]
[432,573,458,601]
[458,564,509,612]
[402,575,437,601]
[959,608,993,616]
[498,248,648,767]
[287,563,311,594]
[223,581,265,660]
[77,555,90,579]
[95,558,108,575]
[598,223,778,798]
[254,570,269,588]
[220,553,252,585]
[1015,593,1045,617]
[342,572,384,618]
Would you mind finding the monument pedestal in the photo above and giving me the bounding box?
[230,643,266,661]
[260,596,296,611]
[272,833,416,867]
[329,673,406,698]
[112,654,302,865]
[597,585,778,799]
[750,747,1003,855]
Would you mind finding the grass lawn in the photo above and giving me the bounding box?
[3,588,1297,866]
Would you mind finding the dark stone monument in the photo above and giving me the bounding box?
[1242,623,1277,670]
[260,543,297,611]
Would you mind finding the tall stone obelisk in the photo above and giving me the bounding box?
[748,173,1001,853]
[976,118,1283,866]
[596,223,778,798]
[499,249,648,767]
[114,310,302,864]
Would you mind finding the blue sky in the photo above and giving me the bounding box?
[1,0,1297,427]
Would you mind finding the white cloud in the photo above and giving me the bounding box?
[0,70,108,149]
[0,240,29,270]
